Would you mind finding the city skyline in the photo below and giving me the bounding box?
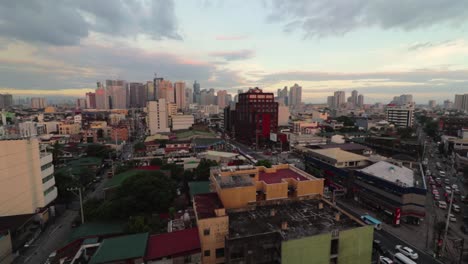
[1,1,468,103]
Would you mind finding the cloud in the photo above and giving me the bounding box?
[0,0,181,46]
[209,49,255,61]
[215,35,249,41]
[266,0,468,38]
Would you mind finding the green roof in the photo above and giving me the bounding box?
[175,130,215,139]
[90,233,149,264]
[83,237,99,245]
[188,181,210,198]
[68,222,125,242]
[192,138,224,147]
[104,170,151,189]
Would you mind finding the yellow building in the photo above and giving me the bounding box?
[58,123,81,135]
[44,106,56,113]
[0,138,57,216]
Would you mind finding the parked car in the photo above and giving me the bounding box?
[444,179,451,184]
[434,194,440,200]
[452,184,459,189]
[395,245,419,260]
[438,201,447,209]
[379,256,393,264]
[446,213,457,222]
[452,204,461,213]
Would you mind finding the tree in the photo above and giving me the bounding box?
[336,116,356,127]
[193,159,218,181]
[256,159,272,168]
[125,215,166,234]
[150,158,163,166]
[161,163,184,182]
[397,127,415,139]
[86,144,109,158]
[114,172,177,216]
[54,171,76,204]
[51,141,62,166]
[424,121,438,138]
[134,142,145,151]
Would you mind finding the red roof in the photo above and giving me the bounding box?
[259,168,309,184]
[145,228,200,260]
[193,193,223,219]
[135,165,160,171]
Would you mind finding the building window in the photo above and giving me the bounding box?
[216,248,225,258]
[43,186,55,196]
[41,162,53,171]
[203,228,210,236]
[204,250,210,257]
[42,174,54,183]
[330,239,339,255]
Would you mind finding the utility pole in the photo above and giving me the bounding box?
[442,190,455,256]
[67,187,84,224]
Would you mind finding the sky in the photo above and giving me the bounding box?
[1,0,468,103]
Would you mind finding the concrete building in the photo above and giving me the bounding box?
[147,99,170,134]
[357,94,364,107]
[193,164,373,264]
[276,86,288,106]
[85,92,96,109]
[0,138,57,216]
[216,90,228,109]
[146,81,155,102]
[0,94,13,109]
[327,96,334,108]
[95,82,108,110]
[129,82,146,108]
[58,123,81,135]
[350,90,358,106]
[439,116,468,136]
[159,80,174,103]
[289,83,302,108]
[76,98,86,109]
[185,87,193,108]
[333,91,345,109]
[106,80,127,109]
[174,81,186,110]
[19,122,38,137]
[193,81,201,104]
[278,105,290,126]
[200,89,216,106]
[428,100,436,109]
[454,94,468,112]
[443,99,453,109]
[30,97,47,109]
[386,104,414,128]
[171,115,195,131]
[109,113,126,126]
[167,103,178,118]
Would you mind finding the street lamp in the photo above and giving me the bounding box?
[67,187,84,224]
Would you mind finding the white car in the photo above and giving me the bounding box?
[446,213,457,222]
[379,256,393,264]
[453,204,461,213]
[452,184,459,189]
[445,186,452,191]
[395,245,418,260]
[438,201,447,209]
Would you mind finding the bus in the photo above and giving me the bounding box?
[393,253,417,264]
[360,214,382,230]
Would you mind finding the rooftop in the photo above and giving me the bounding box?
[68,222,125,242]
[259,168,309,184]
[215,174,254,188]
[204,150,239,158]
[145,228,200,260]
[193,193,224,220]
[315,143,370,152]
[359,161,415,187]
[192,137,224,147]
[90,233,148,264]
[308,148,368,162]
[188,181,211,199]
[228,200,361,241]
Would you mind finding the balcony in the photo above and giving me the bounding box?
[41,166,54,179]
[44,187,58,206]
[40,152,53,166]
[42,176,56,191]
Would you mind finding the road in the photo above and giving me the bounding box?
[16,173,110,264]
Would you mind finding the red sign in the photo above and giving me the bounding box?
[394,208,401,225]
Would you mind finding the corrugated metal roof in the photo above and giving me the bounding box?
[90,233,148,264]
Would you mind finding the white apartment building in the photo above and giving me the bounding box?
[147,99,170,134]
[0,138,57,216]
[171,115,195,131]
[386,104,414,128]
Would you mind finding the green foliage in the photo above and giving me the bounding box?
[161,163,184,181]
[192,159,218,181]
[134,142,145,151]
[336,116,356,127]
[54,171,76,203]
[397,127,415,139]
[125,215,166,234]
[52,141,62,166]
[256,159,272,168]
[150,158,163,166]
[424,120,439,138]
[86,144,110,158]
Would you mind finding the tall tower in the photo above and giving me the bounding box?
[153,74,163,101]
[174,81,187,110]
[193,81,201,104]
[333,91,345,109]
[289,84,302,108]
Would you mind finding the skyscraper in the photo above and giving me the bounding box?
[185,87,193,108]
[289,83,302,108]
[327,96,334,108]
[333,91,346,109]
[351,90,358,105]
[106,80,127,109]
[159,80,174,103]
[174,81,186,110]
[129,82,146,108]
[0,94,13,109]
[277,86,288,106]
[217,90,228,109]
[193,81,201,104]
[146,81,155,102]
[95,82,108,109]
[454,94,467,111]
[85,92,96,109]
[146,99,170,134]
[358,94,364,107]
[428,100,436,109]
[31,97,47,108]
[153,75,163,101]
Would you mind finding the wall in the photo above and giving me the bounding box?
[0,232,13,264]
[281,233,332,264]
[337,226,373,264]
[197,216,228,264]
[216,185,256,209]
[264,182,288,200]
[296,179,324,197]
[0,138,45,216]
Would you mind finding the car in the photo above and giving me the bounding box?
[453,204,461,213]
[438,201,448,209]
[444,179,451,184]
[446,190,452,196]
[434,194,440,200]
[379,256,393,264]
[452,184,459,189]
[445,185,452,191]
[446,213,457,222]
[395,245,418,260]
[440,171,446,177]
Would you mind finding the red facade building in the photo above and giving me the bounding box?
[233,87,278,146]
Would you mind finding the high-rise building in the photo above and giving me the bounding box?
[146,81,155,102]
[386,104,414,128]
[200,89,216,106]
[443,100,453,109]
[174,81,186,110]
[106,80,127,109]
[193,81,201,104]
[159,80,174,103]
[76,98,86,109]
[217,90,228,109]
[0,138,57,216]
[327,96,334,108]
[428,100,436,109]
[333,91,345,109]
[0,94,13,109]
[351,90,358,105]
[95,82,108,109]
[185,87,193,108]
[30,97,47,109]
[395,94,413,105]
[454,94,468,112]
[357,94,364,107]
[85,92,96,109]
[289,83,302,108]
[146,99,170,134]
[153,75,164,101]
[231,87,278,145]
[129,82,146,108]
[276,86,288,106]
